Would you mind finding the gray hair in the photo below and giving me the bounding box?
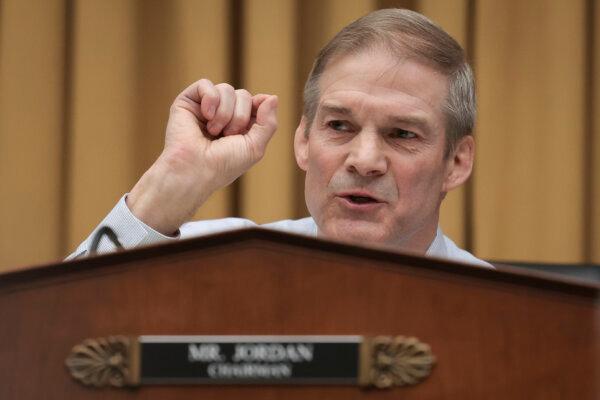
[302,8,476,156]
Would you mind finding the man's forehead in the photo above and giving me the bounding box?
[316,49,449,113]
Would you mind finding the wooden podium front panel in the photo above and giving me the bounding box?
[0,231,598,399]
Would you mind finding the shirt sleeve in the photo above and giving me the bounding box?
[65,194,178,260]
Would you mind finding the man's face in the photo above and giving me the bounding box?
[295,48,471,253]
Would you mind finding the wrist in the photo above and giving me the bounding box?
[127,155,217,235]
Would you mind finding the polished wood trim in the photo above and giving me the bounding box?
[1,228,598,297]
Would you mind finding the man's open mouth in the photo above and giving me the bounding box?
[344,195,379,204]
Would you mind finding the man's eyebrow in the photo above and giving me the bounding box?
[388,115,430,130]
[318,104,353,116]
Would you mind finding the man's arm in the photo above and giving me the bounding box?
[68,79,278,257]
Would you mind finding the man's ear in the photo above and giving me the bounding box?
[442,135,474,192]
[294,116,309,171]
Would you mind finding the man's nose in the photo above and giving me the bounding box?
[344,131,388,176]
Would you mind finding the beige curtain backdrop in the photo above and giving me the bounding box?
[0,0,598,270]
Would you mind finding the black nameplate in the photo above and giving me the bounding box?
[139,335,360,384]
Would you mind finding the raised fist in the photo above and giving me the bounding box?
[127,79,278,235]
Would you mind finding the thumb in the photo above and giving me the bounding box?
[247,95,278,155]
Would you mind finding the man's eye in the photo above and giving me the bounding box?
[327,120,351,132]
[390,129,417,139]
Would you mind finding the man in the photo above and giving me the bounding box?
[70,8,489,267]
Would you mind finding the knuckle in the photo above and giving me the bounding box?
[197,78,212,86]
[235,89,251,98]
[216,82,234,93]
[169,101,181,115]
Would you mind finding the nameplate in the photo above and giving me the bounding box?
[65,335,435,389]
[141,335,358,384]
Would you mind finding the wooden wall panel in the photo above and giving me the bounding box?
[0,0,66,269]
[240,0,298,222]
[474,0,586,262]
[321,0,377,40]
[593,0,600,263]
[66,0,139,250]
[418,0,469,248]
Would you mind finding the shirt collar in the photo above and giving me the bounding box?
[425,227,447,258]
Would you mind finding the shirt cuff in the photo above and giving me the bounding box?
[67,194,179,259]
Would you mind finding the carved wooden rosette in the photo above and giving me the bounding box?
[65,336,140,387]
[358,336,436,388]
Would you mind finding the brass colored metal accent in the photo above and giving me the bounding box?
[65,336,140,388]
[359,336,436,388]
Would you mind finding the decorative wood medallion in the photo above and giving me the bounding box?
[65,335,139,387]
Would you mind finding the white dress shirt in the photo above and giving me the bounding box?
[69,195,492,268]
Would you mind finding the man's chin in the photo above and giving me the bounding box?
[318,220,391,248]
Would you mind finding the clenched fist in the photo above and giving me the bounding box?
[127,79,278,235]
